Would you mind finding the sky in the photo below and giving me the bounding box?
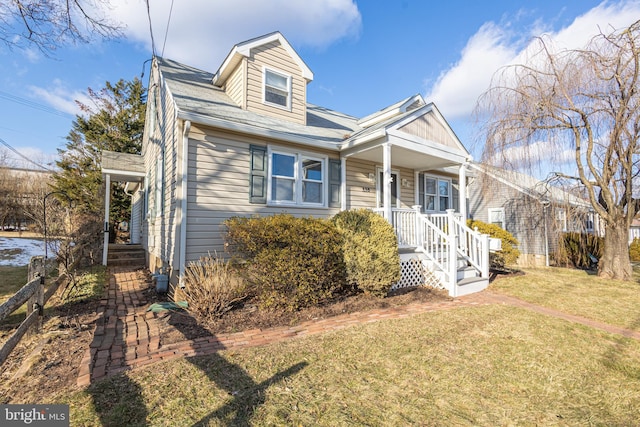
[0,0,639,170]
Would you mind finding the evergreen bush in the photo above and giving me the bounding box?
[467,219,520,266]
[331,209,400,297]
[224,214,347,311]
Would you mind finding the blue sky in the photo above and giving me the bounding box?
[0,0,639,169]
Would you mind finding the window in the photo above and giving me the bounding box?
[488,208,505,229]
[269,150,325,206]
[423,175,451,212]
[264,68,291,109]
[556,208,567,232]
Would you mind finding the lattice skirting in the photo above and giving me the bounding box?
[391,258,444,291]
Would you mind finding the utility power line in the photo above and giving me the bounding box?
[0,90,73,119]
[0,137,55,172]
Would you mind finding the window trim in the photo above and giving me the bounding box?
[488,207,505,229]
[263,67,292,111]
[267,147,327,208]
[423,174,452,212]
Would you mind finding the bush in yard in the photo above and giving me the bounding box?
[331,209,400,297]
[224,214,347,311]
[555,232,604,268]
[467,219,520,267]
[630,238,640,262]
[177,255,249,322]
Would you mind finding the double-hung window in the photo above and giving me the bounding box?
[488,208,505,229]
[264,68,291,109]
[423,175,452,212]
[269,150,325,206]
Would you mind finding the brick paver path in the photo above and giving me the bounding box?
[77,267,640,386]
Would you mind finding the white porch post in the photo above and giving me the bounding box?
[458,162,468,221]
[383,143,392,221]
[447,209,458,296]
[102,173,111,266]
[340,157,347,211]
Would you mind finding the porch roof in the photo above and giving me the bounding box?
[101,151,145,182]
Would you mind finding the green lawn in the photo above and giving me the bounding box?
[57,283,640,426]
[490,267,640,331]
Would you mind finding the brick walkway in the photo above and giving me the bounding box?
[77,267,640,386]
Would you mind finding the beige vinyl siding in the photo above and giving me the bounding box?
[398,111,459,149]
[345,159,416,210]
[225,59,245,108]
[398,167,415,208]
[184,125,339,262]
[345,158,377,209]
[245,41,306,125]
[143,66,180,272]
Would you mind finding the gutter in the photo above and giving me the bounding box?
[177,111,342,152]
[179,119,191,288]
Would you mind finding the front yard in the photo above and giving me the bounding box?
[2,265,639,425]
[55,267,640,426]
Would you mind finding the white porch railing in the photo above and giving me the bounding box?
[375,207,490,293]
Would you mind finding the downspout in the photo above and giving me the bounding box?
[179,120,191,287]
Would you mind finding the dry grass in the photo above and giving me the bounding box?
[490,267,640,331]
[61,304,640,426]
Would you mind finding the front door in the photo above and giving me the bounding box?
[377,171,399,208]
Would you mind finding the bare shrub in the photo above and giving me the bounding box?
[177,255,249,322]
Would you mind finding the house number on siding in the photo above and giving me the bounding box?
[362,187,371,192]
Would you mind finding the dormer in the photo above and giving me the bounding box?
[212,32,313,125]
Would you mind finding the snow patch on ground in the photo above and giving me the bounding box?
[0,238,46,266]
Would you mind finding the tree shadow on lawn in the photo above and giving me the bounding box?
[600,314,640,382]
[167,310,307,426]
[87,271,306,426]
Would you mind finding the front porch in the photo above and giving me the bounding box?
[379,207,491,297]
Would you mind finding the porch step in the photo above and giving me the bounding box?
[455,277,489,296]
[107,244,146,267]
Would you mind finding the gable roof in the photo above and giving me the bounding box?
[155,57,466,158]
[470,163,592,209]
[212,31,313,87]
[357,94,425,128]
[157,57,358,149]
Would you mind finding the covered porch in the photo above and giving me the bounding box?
[339,107,489,296]
[101,151,146,266]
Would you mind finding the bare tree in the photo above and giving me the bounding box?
[0,0,123,54]
[478,20,640,281]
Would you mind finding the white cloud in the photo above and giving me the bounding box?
[110,0,362,72]
[28,79,90,116]
[426,0,640,120]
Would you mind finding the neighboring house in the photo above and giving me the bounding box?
[630,217,640,243]
[101,32,491,296]
[468,163,602,267]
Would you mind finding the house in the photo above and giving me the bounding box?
[101,32,491,297]
[467,163,602,267]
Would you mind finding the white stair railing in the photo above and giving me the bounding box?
[415,210,453,290]
[448,210,490,279]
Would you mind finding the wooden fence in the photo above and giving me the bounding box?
[0,257,68,367]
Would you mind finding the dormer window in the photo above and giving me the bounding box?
[264,68,291,109]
